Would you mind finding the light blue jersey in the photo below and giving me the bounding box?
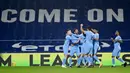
[79,34,85,45]
[93,33,101,64]
[83,31,94,54]
[71,34,80,45]
[112,35,125,66]
[72,33,79,38]
[93,33,99,54]
[69,34,81,67]
[94,33,99,45]
[84,31,94,44]
[112,35,122,56]
[63,35,71,55]
[114,36,122,50]
[78,34,85,54]
[69,34,80,56]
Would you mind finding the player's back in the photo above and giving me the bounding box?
[84,31,94,44]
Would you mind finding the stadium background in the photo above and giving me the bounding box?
[0,0,130,66]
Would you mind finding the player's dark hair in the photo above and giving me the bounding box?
[73,28,78,32]
[66,29,71,33]
[87,26,91,30]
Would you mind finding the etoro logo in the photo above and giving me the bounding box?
[12,42,110,52]
[12,42,63,52]
[12,42,38,51]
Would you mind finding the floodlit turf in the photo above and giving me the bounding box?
[0,66,130,73]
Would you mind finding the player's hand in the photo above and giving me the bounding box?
[71,44,74,46]
[111,38,114,40]
[80,24,83,27]
[79,38,81,40]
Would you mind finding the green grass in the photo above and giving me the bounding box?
[0,66,130,73]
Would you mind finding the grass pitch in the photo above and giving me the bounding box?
[0,66,129,73]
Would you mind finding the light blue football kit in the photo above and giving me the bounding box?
[112,35,125,66]
[78,34,86,65]
[93,33,100,54]
[69,34,81,67]
[83,31,94,55]
[93,33,101,63]
[63,35,71,55]
[69,34,80,56]
[62,35,71,66]
[79,34,86,54]
[112,36,122,56]
[82,31,94,66]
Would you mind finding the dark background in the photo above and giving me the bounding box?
[0,0,130,53]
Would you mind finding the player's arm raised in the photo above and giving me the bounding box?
[80,24,85,34]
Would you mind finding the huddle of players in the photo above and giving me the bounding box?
[62,24,127,68]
